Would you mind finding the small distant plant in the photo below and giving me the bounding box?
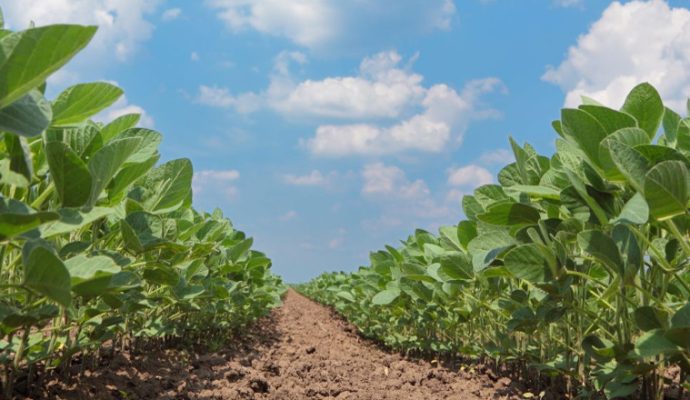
[0,7,285,397]
[300,82,690,399]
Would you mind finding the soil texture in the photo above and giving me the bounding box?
[26,290,524,399]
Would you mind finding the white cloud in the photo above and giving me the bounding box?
[283,170,332,186]
[162,7,182,21]
[362,162,429,199]
[359,162,474,233]
[206,0,338,49]
[279,210,298,221]
[199,51,503,156]
[96,95,155,128]
[205,0,455,50]
[447,165,493,187]
[479,148,514,165]
[543,0,690,110]
[273,51,425,119]
[192,169,241,200]
[3,0,161,62]
[197,85,262,113]
[191,51,200,62]
[305,76,503,156]
[361,162,453,222]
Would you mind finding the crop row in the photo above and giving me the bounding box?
[300,82,690,399]
[0,12,285,396]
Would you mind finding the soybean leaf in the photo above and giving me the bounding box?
[621,82,664,139]
[45,141,92,207]
[671,303,690,328]
[230,238,253,262]
[477,203,540,226]
[4,133,32,180]
[635,329,678,358]
[87,137,142,206]
[663,107,681,145]
[45,123,101,157]
[438,253,473,281]
[462,195,484,221]
[0,90,52,137]
[561,108,608,167]
[505,185,560,200]
[503,244,548,283]
[612,193,649,225]
[599,128,650,180]
[497,163,522,187]
[439,226,462,251]
[51,82,123,126]
[100,113,140,142]
[372,288,400,305]
[0,198,59,240]
[143,158,193,213]
[579,105,637,135]
[0,25,97,108]
[457,221,477,249]
[40,207,112,237]
[108,155,159,202]
[23,246,71,307]
[124,212,164,251]
[634,306,668,332]
[64,254,120,280]
[468,231,517,271]
[112,128,161,163]
[606,140,649,191]
[643,161,689,220]
[578,230,624,276]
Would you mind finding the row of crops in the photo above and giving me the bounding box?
[300,83,690,399]
[0,12,285,396]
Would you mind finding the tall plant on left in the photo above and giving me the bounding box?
[0,10,104,395]
[0,8,285,396]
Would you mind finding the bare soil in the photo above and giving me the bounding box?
[27,290,525,399]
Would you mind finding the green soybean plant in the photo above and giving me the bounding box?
[300,83,690,399]
[0,11,285,397]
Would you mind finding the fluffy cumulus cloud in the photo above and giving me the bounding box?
[360,163,454,230]
[361,163,429,199]
[275,52,425,119]
[199,51,503,156]
[192,169,241,200]
[3,0,161,62]
[447,165,493,187]
[445,164,494,205]
[205,0,455,50]
[306,75,503,156]
[544,0,690,110]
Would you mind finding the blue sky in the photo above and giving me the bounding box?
[6,0,690,282]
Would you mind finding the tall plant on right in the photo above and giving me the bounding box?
[300,83,690,399]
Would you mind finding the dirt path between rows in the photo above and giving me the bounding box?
[37,289,519,399]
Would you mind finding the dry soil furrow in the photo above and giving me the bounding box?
[35,289,516,399]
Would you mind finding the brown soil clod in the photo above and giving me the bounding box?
[24,289,522,399]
